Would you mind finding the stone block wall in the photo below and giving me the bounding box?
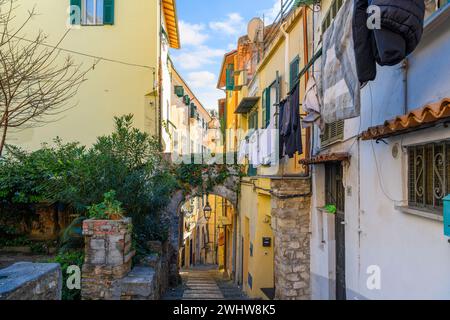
[0,262,62,300]
[81,218,134,300]
[81,219,170,300]
[271,178,311,300]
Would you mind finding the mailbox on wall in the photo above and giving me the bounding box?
[444,195,450,237]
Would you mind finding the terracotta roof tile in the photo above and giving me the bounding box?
[299,152,350,165]
[361,98,450,140]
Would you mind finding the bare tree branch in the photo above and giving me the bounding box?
[0,1,93,155]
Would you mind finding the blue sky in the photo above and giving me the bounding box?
[171,0,281,111]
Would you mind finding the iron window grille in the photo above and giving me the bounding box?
[408,140,450,214]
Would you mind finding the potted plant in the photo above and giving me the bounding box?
[324,204,337,215]
[87,190,124,220]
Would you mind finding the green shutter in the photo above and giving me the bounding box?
[175,86,184,98]
[190,103,197,118]
[226,66,235,91]
[290,56,299,91]
[104,0,115,25]
[265,88,271,128]
[262,89,266,128]
[70,0,81,25]
[183,95,190,106]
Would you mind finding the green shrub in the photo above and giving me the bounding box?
[0,114,179,252]
[49,250,84,300]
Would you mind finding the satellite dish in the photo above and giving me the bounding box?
[247,18,264,43]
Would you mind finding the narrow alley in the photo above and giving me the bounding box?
[163,266,249,300]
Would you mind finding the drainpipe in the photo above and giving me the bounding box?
[302,7,311,176]
[280,22,290,95]
[402,59,408,114]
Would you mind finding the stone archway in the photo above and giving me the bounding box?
[162,166,239,285]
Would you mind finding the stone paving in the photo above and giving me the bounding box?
[162,265,249,300]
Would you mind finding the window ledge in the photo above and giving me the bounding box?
[395,206,443,222]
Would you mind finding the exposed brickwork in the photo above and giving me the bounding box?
[271,178,311,300]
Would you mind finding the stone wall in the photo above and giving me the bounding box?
[271,178,311,300]
[81,219,169,300]
[0,203,73,241]
[0,262,62,300]
[81,218,134,300]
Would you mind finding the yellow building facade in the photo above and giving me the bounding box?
[8,0,180,150]
[218,5,314,300]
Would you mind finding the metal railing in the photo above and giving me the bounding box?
[263,0,296,53]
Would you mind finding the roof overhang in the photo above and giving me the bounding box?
[361,98,450,140]
[235,97,260,114]
[162,0,180,49]
[299,152,350,165]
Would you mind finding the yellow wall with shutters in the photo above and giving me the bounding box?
[6,0,162,149]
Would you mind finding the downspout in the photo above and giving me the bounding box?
[402,59,408,114]
[158,0,163,150]
[302,7,311,176]
[280,22,290,95]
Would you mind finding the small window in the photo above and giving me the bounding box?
[289,56,300,91]
[321,120,344,147]
[407,141,450,214]
[321,0,344,33]
[82,0,104,25]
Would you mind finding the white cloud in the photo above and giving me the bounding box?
[259,0,282,25]
[186,71,216,89]
[179,20,209,46]
[173,45,225,70]
[195,87,224,111]
[209,13,246,36]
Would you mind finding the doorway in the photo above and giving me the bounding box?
[325,162,346,300]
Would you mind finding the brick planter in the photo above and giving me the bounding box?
[81,218,135,300]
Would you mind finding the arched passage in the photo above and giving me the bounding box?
[178,193,237,272]
[163,169,239,285]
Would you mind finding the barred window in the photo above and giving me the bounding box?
[408,141,450,214]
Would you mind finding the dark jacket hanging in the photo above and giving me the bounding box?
[278,99,287,159]
[284,83,303,158]
[353,0,425,84]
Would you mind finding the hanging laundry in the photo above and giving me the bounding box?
[248,130,261,167]
[237,138,249,164]
[321,0,361,124]
[353,0,425,84]
[282,83,303,159]
[302,76,321,128]
[259,127,273,166]
[278,98,287,159]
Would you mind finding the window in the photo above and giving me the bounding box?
[71,0,114,26]
[248,110,258,131]
[321,120,344,147]
[321,0,344,33]
[407,141,450,214]
[226,64,235,91]
[289,56,300,91]
[82,0,103,25]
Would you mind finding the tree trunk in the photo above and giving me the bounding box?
[0,111,8,156]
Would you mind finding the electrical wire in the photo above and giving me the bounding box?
[8,33,155,70]
[368,83,406,204]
